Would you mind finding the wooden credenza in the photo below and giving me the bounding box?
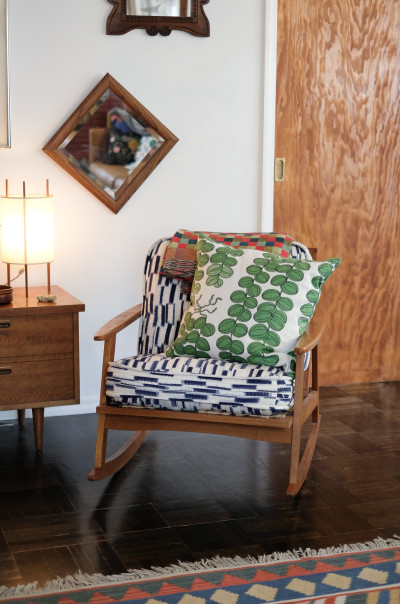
[0,286,85,450]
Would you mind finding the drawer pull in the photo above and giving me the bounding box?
[0,322,10,329]
[0,368,12,375]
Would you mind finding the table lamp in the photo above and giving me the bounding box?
[0,179,54,297]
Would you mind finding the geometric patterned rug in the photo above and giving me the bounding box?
[1,537,400,603]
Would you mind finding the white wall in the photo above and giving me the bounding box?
[0,0,272,418]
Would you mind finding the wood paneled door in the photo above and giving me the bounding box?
[274,0,400,386]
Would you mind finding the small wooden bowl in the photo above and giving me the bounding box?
[0,285,13,305]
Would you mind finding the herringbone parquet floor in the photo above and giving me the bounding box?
[0,382,399,588]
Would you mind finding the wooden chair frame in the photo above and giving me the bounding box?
[88,302,324,496]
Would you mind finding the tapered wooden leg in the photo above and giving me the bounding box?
[32,408,44,451]
[17,410,26,426]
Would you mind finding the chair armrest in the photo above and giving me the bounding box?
[94,303,142,341]
[294,318,324,354]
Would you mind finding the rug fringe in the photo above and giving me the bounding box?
[1,535,400,600]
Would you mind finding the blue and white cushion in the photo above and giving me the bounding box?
[138,238,190,355]
[106,354,294,416]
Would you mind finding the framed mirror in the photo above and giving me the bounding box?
[43,74,178,214]
[106,0,210,37]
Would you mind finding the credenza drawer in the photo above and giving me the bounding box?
[0,357,75,405]
[0,314,74,358]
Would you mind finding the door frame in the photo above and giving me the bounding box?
[261,0,278,231]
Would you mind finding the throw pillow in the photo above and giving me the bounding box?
[165,235,341,376]
[159,229,295,294]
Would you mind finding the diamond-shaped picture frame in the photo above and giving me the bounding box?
[43,73,178,214]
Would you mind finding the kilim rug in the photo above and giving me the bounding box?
[1,537,400,603]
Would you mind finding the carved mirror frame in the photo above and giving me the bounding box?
[43,74,178,214]
[106,0,210,37]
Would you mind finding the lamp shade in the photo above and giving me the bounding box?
[1,193,54,265]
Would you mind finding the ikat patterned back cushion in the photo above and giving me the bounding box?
[159,229,294,293]
[165,235,341,376]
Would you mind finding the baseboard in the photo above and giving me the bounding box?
[0,396,97,421]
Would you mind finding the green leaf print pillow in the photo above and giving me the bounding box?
[165,235,341,376]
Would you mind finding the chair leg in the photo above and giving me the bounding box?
[286,404,320,496]
[88,413,148,481]
[286,347,320,496]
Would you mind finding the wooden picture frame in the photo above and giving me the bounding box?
[43,74,178,214]
[106,0,210,37]
[0,0,10,148]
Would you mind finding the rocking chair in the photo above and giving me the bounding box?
[88,233,330,496]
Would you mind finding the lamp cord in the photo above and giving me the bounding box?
[4,267,25,285]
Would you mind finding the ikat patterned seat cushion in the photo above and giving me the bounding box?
[159,229,295,294]
[106,353,295,416]
[165,235,341,376]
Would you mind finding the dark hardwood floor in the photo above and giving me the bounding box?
[1,382,400,588]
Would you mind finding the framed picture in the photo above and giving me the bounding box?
[0,0,10,148]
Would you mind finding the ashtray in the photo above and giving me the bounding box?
[0,285,13,305]
[37,295,57,303]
